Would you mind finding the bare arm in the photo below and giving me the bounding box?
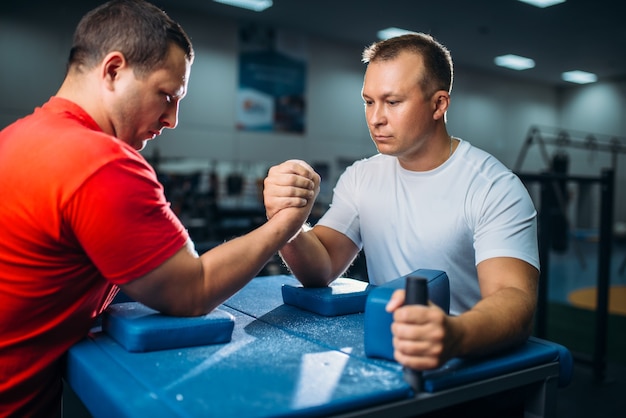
[263,161,360,287]
[278,225,360,287]
[387,257,538,370]
[121,160,320,317]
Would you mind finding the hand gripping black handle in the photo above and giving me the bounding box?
[402,276,428,393]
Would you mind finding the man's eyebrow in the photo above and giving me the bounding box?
[362,91,398,99]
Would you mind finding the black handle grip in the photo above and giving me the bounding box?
[405,276,428,306]
[403,276,428,394]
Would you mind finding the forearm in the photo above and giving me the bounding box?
[447,286,536,359]
[279,227,336,287]
[125,209,308,317]
[196,212,305,311]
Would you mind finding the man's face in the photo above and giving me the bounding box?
[362,51,438,167]
[110,45,191,151]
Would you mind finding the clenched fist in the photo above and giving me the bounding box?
[263,159,320,220]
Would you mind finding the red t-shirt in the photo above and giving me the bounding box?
[0,97,189,417]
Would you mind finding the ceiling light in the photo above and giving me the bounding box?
[561,70,598,84]
[517,0,566,8]
[377,27,415,40]
[213,0,273,12]
[494,54,536,71]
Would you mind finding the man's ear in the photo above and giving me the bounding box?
[432,91,450,121]
[101,51,127,91]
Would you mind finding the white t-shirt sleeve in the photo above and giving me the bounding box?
[472,171,539,270]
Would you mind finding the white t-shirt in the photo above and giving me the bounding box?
[317,139,539,315]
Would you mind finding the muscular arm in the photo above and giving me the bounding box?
[451,257,538,357]
[118,159,320,317]
[278,225,360,287]
[121,207,314,316]
[263,161,360,287]
[387,257,538,370]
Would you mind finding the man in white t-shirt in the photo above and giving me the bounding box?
[263,33,539,371]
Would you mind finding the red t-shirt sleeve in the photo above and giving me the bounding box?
[64,157,189,285]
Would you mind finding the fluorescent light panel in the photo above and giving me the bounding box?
[562,70,597,84]
[377,27,415,40]
[213,0,273,12]
[494,54,536,71]
[517,0,566,8]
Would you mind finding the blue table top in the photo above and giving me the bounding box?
[223,275,567,390]
[67,275,568,418]
[223,275,394,369]
[68,275,413,418]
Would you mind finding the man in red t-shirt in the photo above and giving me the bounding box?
[0,1,320,416]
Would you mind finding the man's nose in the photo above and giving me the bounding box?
[368,104,386,126]
[160,102,179,129]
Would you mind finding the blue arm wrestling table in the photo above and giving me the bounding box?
[65,274,572,418]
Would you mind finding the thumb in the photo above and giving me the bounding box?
[386,289,406,312]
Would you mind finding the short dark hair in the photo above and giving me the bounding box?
[68,0,193,77]
[362,33,453,97]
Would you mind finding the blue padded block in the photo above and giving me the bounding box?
[364,269,449,360]
[103,302,235,352]
[422,337,571,392]
[282,277,373,316]
[540,337,574,387]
